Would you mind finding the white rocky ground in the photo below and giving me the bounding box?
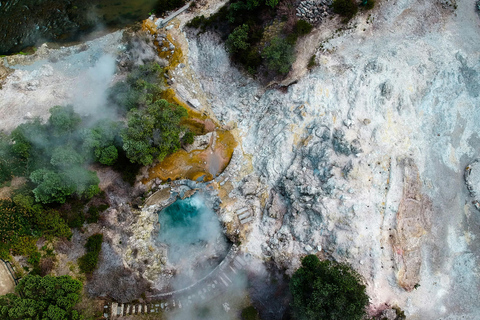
[179,0,480,318]
[1,0,479,318]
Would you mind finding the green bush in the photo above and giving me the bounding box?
[78,234,103,274]
[0,274,83,320]
[226,24,250,53]
[307,54,317,69]
[290,255,369,320]
[86,204,109,224]
[241,305,260,320]
[262,37,295,74]
[187,15,207,28]
[295,20,313,36]
[182,131,195,145]
[332,0,358,20]
[362,0,375,10]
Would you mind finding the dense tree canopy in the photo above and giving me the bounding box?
[290,255,369,320]
[121,99,188,166]
[0,275,83,320]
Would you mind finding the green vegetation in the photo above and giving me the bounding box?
[295,19,313,36]
[0,274,83,320]
[107,62,165,115]
[362,0,375,10]
[187,0,316,77]
[307,54,317,69]
[332,0,359,20]
[262,37,295,74]
[6,105,106,204]
[226,24,250,53]
[290,255,369,320]
[78,234,103,274]
[122,99,188,166]
[241,305,261,320]
[154,0,186,16]
[0,198,71,262]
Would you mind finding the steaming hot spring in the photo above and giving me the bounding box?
[155,191,231,289]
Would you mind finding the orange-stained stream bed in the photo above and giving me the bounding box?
[145,129,236,183]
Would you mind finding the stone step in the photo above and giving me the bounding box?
[238,211,250,220]
[235,255,246,266]
[111,302,118,318]
[229,265,238,274]
[219,276,229,287]
[233,259,243,269]
[222,272,232,283]
[240,216,254,224]
[236,207,249,214]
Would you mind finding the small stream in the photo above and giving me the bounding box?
[0,0,158,54]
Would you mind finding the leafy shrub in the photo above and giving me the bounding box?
[182,131,195,145]
[262,37,295,74]
[332,0,359,20]
[86,204,109,224]
[226,24,250,53]
[0,274,83,320]
[307,54,317,69]
[186,15,207,28]
[290,255,369,320]
[0,198,33,245]
[78,234,103,274]
[241,305,260,320]
[295,19,313,35]
[10,236,37,256]
[362,0,375,10]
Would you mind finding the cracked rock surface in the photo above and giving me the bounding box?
[184,0,480,317]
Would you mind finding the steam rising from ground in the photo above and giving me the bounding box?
[72,54,116,118]
[157,193,230,288]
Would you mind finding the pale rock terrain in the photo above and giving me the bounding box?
[0,0,479,317]
[179,0,480,317]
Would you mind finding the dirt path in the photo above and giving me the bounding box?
[0,261,15,295]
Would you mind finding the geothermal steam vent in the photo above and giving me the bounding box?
[156,192,230,288]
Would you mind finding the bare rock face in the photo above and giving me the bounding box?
[391,158,432,291]
[465,160,480,210]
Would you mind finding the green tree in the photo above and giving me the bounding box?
[0,274,83,320]
[290,255,369,320]
[226,24,250,53]
[50,146,83,168]
[80,120,122,165]
[262,37,295,74]
[332,0,358,20]
[121,99,188,166]
[48,105,81,137]
[30,169,76,204]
